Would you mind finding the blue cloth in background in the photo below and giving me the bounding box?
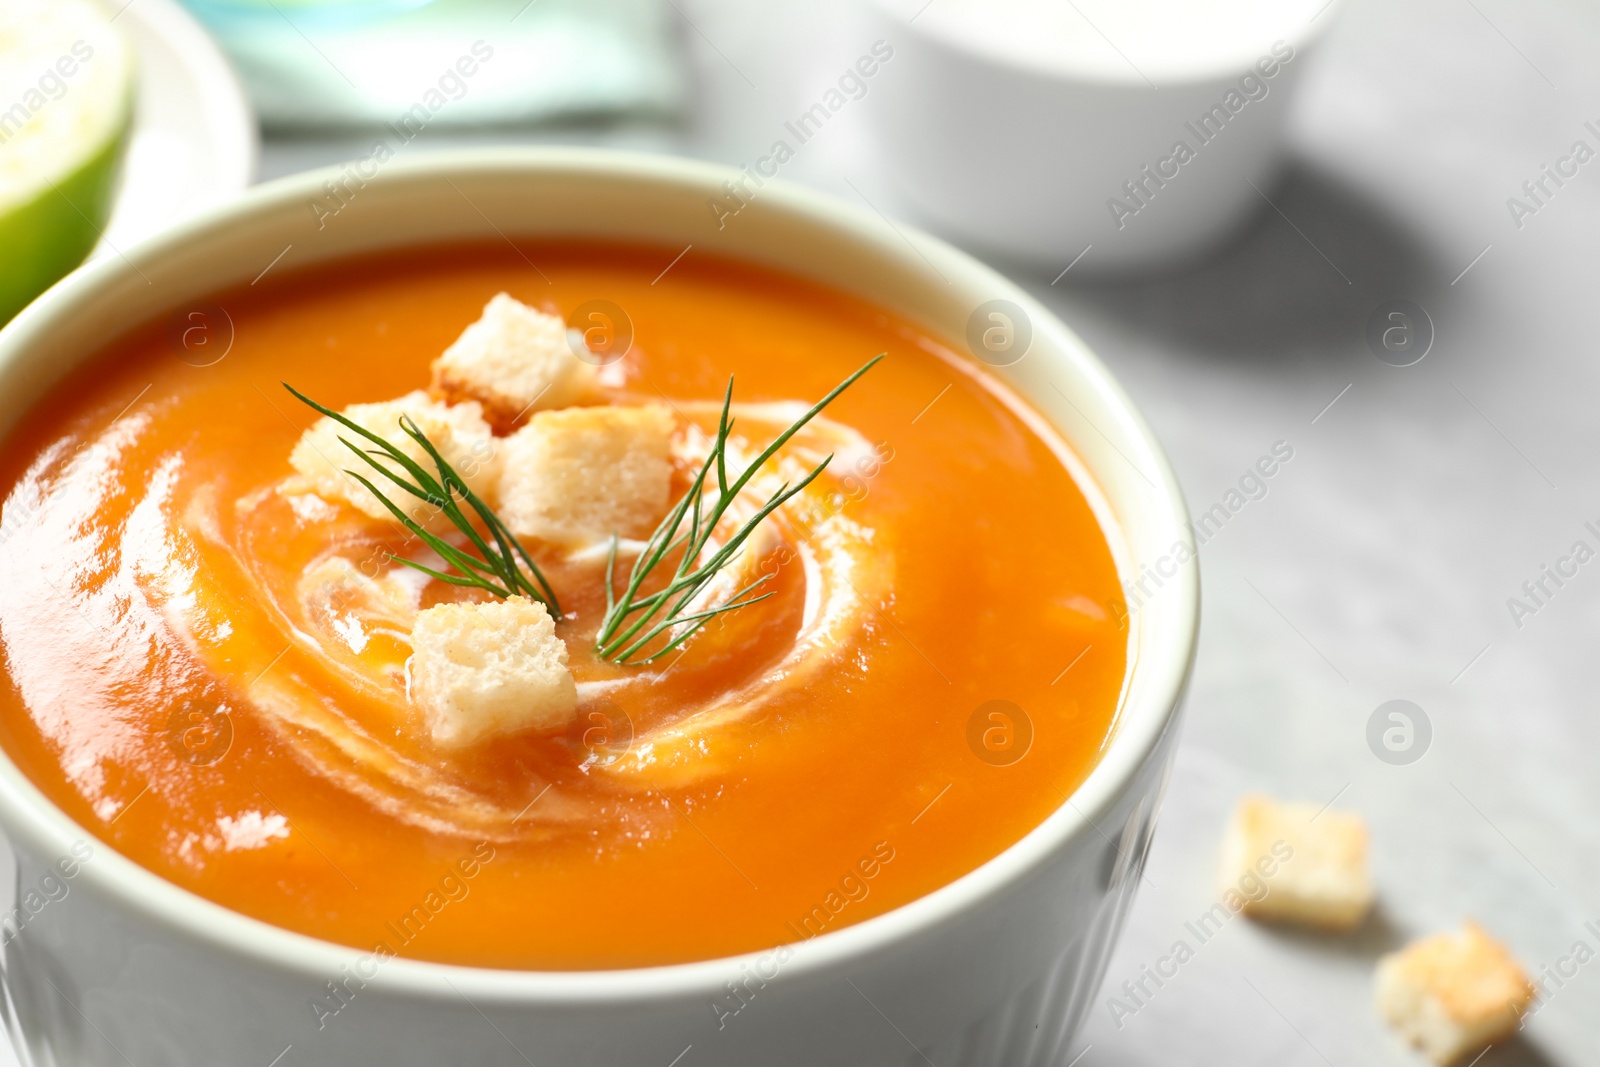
[183,0,686,130]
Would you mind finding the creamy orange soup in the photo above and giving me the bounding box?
[0,243,1125,969]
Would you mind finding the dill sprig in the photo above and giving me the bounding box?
[284,384,561,618]
[595,355,882,665]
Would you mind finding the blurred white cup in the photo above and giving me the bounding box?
[864,0,1341,274]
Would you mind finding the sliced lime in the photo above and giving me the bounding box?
[0,0,134,324]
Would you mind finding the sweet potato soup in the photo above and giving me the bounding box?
[0,242,1126,969]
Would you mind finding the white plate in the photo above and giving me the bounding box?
[93,0,257,257]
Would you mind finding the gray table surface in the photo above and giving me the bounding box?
[255,0,1600,1062]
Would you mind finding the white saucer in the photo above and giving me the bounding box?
[94,0,257,258]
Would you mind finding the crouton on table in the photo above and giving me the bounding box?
[1376,922,1534,1065]
[1218,794,1375,931]
[409,597,576,748]
[431,293,599,428]
[288,391,495,524]
[496,404,675,547]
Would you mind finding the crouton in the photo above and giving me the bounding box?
[1218,794,1374,931]
[288,391,496,524]
[496,404,675,546]
[1376,922,1534,1065]
[431,293,599,429]
[408,597,576,748]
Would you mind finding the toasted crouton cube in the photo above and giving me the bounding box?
[1218,794,1374,931]
[409,597,576,748]
[496,404,674,546]
[431,293,599,429]
[1376,923,1534,1065]
[288,391,495,524]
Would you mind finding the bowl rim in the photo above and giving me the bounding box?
[0,146,1199,1005]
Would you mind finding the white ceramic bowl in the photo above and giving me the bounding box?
[863,0,1340,273]
[0,148,1197,1067]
